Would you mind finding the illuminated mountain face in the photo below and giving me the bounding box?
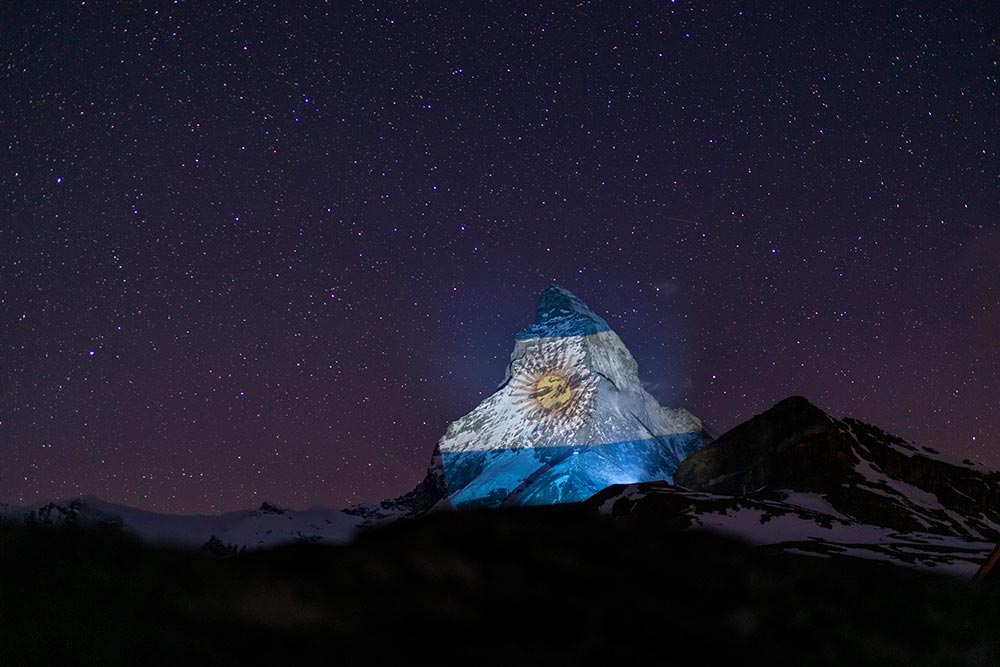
[436,286,707,510]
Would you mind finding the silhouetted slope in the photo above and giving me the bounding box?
[3,508,1000,666]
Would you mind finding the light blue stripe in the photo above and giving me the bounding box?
[441,432,704,509]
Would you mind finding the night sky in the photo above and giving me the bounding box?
[3,2,998,513]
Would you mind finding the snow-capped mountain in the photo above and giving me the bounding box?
[591,396,1000,575]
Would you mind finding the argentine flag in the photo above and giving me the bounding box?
[437,286,707,509]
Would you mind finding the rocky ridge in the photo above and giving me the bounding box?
[591,396,1000,574]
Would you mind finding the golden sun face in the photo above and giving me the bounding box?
[534,374,572,411]
[510,345,598,438]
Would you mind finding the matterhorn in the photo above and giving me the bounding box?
[382,285,710,513]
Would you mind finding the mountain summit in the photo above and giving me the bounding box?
[514,285,611,339]
[428,285,708,510]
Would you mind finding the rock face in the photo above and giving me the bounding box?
[432,285,708,509]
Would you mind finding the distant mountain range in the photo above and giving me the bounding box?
[3,287,996,575]
[0,496,358,550]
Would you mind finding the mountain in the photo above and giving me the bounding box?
[353,285,709,518]
[0,497,358,550]
[5,394,997,574]
[590,396,1000,575]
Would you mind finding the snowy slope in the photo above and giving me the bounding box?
[591,482,995,576]
[0,497,359,550]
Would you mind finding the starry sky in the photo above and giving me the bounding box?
[3,2,998,513]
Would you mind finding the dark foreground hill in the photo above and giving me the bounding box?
[3,506,1000,666]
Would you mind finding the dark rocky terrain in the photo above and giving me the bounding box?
[675,396,1000,538]
[591,397,1000,574]
[3,506,1000,666]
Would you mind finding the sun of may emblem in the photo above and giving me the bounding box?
[510,344,598,437]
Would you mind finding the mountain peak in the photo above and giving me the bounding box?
[515,285,611,340]
[755,395,833,430]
